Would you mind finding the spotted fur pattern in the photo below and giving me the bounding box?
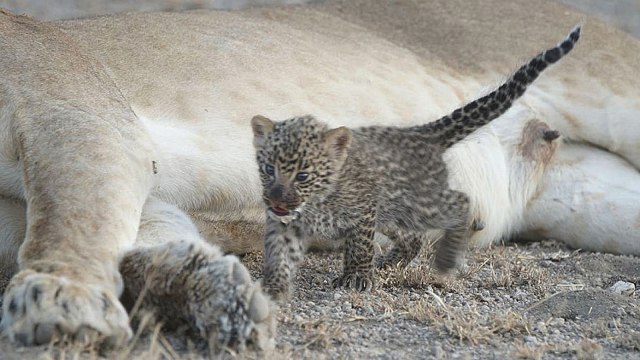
[119,241,275,353]
[251,27,580,297]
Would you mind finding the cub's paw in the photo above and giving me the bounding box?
[1,271,131,346]
[190,256,276,353]
[332,272,375,292]
[261,280,290,302]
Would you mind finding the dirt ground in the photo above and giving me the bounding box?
[1,239,638,359]
[0,1,639,359]
[260,241,640,359]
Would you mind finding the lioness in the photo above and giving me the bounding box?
[0,0,639,351]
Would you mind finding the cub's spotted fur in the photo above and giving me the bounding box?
[251,27,580,297]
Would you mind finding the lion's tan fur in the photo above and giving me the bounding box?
[50,0,640,254]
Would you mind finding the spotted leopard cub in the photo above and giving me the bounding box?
[251,27,580,298]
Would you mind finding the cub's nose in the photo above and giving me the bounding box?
[268,184,285,203]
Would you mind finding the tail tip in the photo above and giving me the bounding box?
[569,24,582,42]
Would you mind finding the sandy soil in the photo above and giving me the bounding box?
[260,241,640,359]
[1,240,638,359]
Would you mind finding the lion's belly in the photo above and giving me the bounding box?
[139,115,263,215]
[0,160,23,200]
[521,143,640,256]
[0,125,23,200]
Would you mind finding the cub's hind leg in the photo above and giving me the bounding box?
[376,229,437,269]
[426,189,472,273]
[119,198,275,353]
[386,188,472,273]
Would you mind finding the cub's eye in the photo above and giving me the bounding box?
[264,164,275,176]
[295,172,309,182]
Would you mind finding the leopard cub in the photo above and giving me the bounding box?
[251,27,580,298]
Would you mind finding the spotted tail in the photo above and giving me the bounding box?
[417,26,581,149]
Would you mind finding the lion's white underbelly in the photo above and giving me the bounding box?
[522,143,640,254]
[0,115,22,200]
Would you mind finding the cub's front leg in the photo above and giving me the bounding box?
[262,217,305,300]
[332,209,377,292]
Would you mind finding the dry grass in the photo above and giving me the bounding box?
[511,339,603,360]
[477,246,551,297]
[575,339,604,360]
[406,295,531,345]
[300,319,348,350]
[512,340,546,360]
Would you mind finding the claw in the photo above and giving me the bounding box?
[249,288,270,323]
[33,323,56,345]
[471,218,485,232]
[232,261,251,284]
[543,129,560,141]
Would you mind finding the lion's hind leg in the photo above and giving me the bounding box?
[120,198,275,353]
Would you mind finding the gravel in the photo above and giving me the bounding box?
[235,239,640,359]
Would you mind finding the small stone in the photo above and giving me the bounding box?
[549,317,565,326]
[609,281,635,296]
[513,289,527,301]
[524,335,537,344]
[534,321,547,334]
[540,260,554,268]
[342,302,352,311]
[333,292,342,301]
[433,345,445,358]
[615,307,627,317]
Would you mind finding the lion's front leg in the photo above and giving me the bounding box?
[0,104,156,346]
[119,199,275,353]
[0,198,133,347]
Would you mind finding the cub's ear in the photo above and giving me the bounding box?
[251,115,275,148]
[324,126,352,161]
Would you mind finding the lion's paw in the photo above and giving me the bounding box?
[189,256,276,353]
[0,271,131,346]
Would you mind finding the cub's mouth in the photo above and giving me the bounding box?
[269,207,290,217]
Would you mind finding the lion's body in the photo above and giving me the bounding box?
[0,0,639,350]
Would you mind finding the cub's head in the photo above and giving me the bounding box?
[250,115,352,218]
